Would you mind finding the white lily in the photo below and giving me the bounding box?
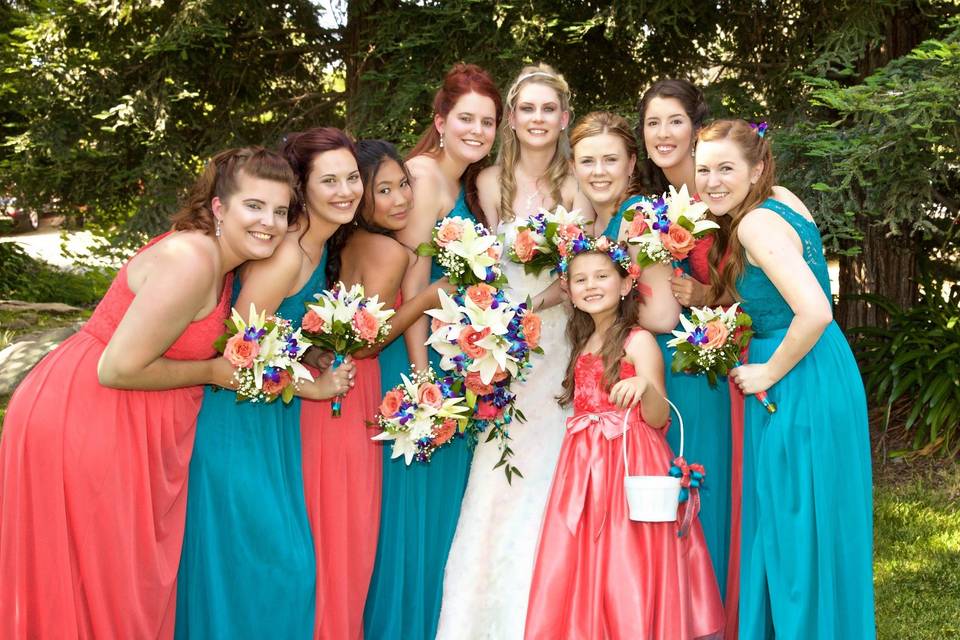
[544,204,585,226]
[444,222,498,280]
[462,294,515,336]
[372,429,419,465]
[425,289,464,325]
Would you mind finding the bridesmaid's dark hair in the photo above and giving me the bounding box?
[635,79,709,195]
[171,147,297,235]
[406,63,503,228]
[281,127,358,285]
[324,140,412,284]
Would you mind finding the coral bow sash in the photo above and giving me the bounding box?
[559,410,630,539]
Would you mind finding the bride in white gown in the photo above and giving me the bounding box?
[436,64,590,640]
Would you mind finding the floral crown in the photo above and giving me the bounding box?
[557,233,642,288]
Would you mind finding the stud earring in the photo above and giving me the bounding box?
[215,218,222,237]
[439,132,445,149]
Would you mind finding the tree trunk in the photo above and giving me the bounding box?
[836,226,919,330]
[837,1,927,329]
[344,0,393,131]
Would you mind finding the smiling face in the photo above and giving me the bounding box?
[303,148,363,226]
[695,137,763,217]
[436,91,497,164]
[568,252,632,315]
[213,171,291,261]
[363,158,413,232]
[571,132,636,210]
[509,82,569,150]
[642,96,695,171]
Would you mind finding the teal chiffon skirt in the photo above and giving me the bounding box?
[657,332,732,601]
[739,322,874,638]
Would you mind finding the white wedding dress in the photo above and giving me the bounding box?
[435,218,573,640]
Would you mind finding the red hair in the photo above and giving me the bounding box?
[407,63,503,227]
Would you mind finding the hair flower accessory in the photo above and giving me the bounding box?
[557,233,641,290]
[750,121,768,138]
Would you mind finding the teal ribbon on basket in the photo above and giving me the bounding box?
[669,457,705,537]
[331,352,346,417]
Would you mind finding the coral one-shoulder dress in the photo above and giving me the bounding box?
[0,233,232,639]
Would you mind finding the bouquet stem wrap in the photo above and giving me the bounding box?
[331,352,346,417]
[734,359,777,414]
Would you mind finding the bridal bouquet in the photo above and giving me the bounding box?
[301,282,395,416]
[624,184,719,267]
[214,303,313,404]
[666,303,776,413]
[425,285,542,482]
[416,216,506,287]
[507,204,587,276]
[371,367,471,464]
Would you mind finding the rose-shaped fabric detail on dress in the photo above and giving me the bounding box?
[224,333,260,368]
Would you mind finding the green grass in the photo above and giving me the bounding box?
[874,461,960,639]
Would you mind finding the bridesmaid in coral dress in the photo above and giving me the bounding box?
[0,147,296,639]
[525,243,723,640]
[302,140,452,640]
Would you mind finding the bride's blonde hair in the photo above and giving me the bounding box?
[497,63,573,223]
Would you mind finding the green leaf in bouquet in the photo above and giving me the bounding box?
[514,408,526,423]
[281,384,295,404]
[532,346,544,355]
[415,242,437,257]
[706,370,718,387]
[465,388,478,408]
[676,216,696,233]
[212,334,229,353]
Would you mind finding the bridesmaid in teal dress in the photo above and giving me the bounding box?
[697,119,874,638]
[634,79,737,604]
[364,63,502,640]
[175,128,361,639]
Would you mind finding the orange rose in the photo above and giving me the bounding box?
[558,223,582,241]
[261,369,292,396]
[486,244,502,260]
[661,224,696,260]
[457,326,491,359]
[432,418,457,446]
[465,283,496,310]
[627,217,649,238]
[703,319,730,350]
[417,382,443,408]
[514,228,539,262]
[436,219,463,246]
[465,371,494,395]
[352,307,380,343]
[302,309,325,334]
[224,333,259,368]
[491,368,509,383]
[475,399,501,420]
[380,389,404,417]
[521,313,542,350]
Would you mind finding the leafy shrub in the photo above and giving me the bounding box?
[0,242,113,307]
[851,281,960,456]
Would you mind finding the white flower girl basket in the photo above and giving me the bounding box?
[622,398,684,522]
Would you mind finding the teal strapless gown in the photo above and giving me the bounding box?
[604,197,732,600]
[737,198,874,638]
[364,190,475,640]
[175,257,327,639]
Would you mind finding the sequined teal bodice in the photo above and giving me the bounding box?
[231,248,327,331]
[735,199,832,335]
[430,188,475,282]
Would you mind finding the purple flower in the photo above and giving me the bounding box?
[687,326,709,347]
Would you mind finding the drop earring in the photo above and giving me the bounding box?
[439,132,445,149]
[215,218,222,237]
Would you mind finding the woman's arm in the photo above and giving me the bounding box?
[396,162,445,371]
[729,208,833,394]
[635,262,682,334]
[233,236,305,318]
[98,235,232,390]
[477,165,501,231]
